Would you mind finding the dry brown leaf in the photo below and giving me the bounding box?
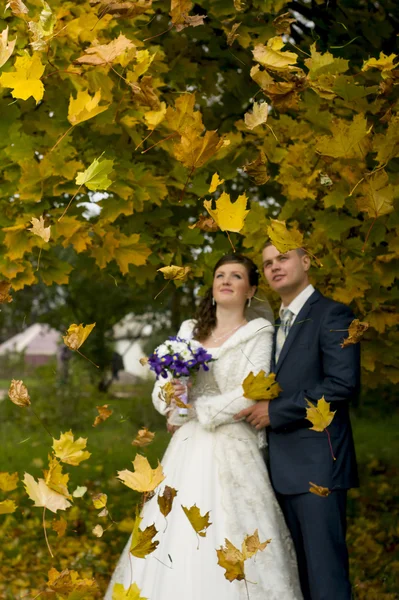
[157,485,177,518]
[132,427,155,447]
[93,404,113,427]
[0,281,13,304]
[341,319,369,348]
[309,482,331,497]
[8,379,30,407]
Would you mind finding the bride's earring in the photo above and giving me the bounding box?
[247,297,251,308]
[212,297,215,306]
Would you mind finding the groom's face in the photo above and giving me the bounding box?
[262,245,310,296]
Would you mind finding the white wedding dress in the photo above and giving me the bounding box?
[105,318,302,600]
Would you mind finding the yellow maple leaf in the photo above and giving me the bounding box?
[244,101,269,130]
[76,34,135,66]
[144,102,167,130]
[52,516,67,537]
[253,37,298,71]
[362,51,398,79]
[132,427,155,447]
[157,485,178,518]
[47,567,97,595]
[316,114,371,159]
[209,172,225,193]
[8,379,30,407]
[0,281,13,304]
[0,471,18,492]
[0,499,17,515]
[28,216,51,243]
[158,381,191,409]
[6,0,29,16]
[43,455,71,499]
[92,493,108,509]
[181,503,212,537]
[52,430,91,466]
[204,192,249,233]
[357,170,394,219]
[174,129,227,169]
[130,515,159,558]
[112,582,148,600]
[305,397,336,432]
[165,93,203,135]
[93,404,113,427]
[170,0,205,31]
[113,234,152,274]
[0,53,44,103]
[244,150,269,185]
[68,90,109,126]
[242,529,271,559]
[0,26,16,68]
[216,541,245,581]
[23,473,72,514]
[267,219,304,253]
[341,319,369,348]
[309,482,331,497]
[92,524,104,537]
[118,454,165,493]
[63,322,96,351]
[242,371,282,401]
[157,265,191,281]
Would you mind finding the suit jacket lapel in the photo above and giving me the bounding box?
[275,290,320,374]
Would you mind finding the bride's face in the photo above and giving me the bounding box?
[212,262,255,309]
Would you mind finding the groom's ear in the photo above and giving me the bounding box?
[302,254,311,272]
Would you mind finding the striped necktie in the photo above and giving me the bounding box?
[275,308,294,362]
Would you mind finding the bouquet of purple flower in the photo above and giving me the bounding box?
[148,336,213,416]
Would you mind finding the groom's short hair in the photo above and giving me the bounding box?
[263,241,306,257]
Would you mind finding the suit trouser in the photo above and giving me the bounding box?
[277,490,351,600]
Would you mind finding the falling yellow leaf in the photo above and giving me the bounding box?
[309,482,331,497]
[63,322,96,351]
[92,493,108,509]
[117,454,165,493]
[0,472,19,492]
[0,26,16,68]
[159,381,191,409]
[28,216,51,243]
[0,281,13,304]
[92,524,104,537]
[93,404,113,427]
[132,428,155,447]
[181,504,211,537]
[188,214,219,232]
[362,52,398,79]
[0,53,45,103]
[72,485,87,498]
[305,397,336,432]
[43,456,71,499]
[217,530,270,581]
[157,485,177,518]
[76,34,135,66]
[0,499,17,515]
[8,379,31,407]
[52,430,91,466]
[204,192,249,233]
[6,0,29,16]
[242,371,282,401]
[112,582,148,600]
[157,265,191,281]
[209,172,225,193]
[226,22,241,46]
[23,473,72,514]
[170,0,206,31]
[356,170,394,219]
[267,219,304,253]
[174,129,227,169]
[272,12,296,35]
[68,90,109,126]
[242,529,271,559]
[244,101,269,130]
[130,515,159,558]
[341,319,369,348]
[253,37,298,71]
[243,151,269,185]
[52,516,67,537]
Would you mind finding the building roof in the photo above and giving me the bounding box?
[0,324,61,356]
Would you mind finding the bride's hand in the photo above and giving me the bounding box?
[171,379,191,398]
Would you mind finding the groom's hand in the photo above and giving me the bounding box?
[234,401,270,429]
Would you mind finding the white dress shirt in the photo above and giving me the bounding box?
[279,284,315,324]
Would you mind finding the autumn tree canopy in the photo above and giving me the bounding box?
[0,0,398,389]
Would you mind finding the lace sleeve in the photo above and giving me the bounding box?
[195,329,273,431]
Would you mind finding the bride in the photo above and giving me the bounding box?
[105,254,302,599]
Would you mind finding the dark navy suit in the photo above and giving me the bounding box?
[268,290,359,600]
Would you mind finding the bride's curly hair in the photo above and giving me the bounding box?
[193,254,259,342]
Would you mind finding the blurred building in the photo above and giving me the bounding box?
[0,323,60,367]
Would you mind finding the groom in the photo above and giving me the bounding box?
[236,244,360,600]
